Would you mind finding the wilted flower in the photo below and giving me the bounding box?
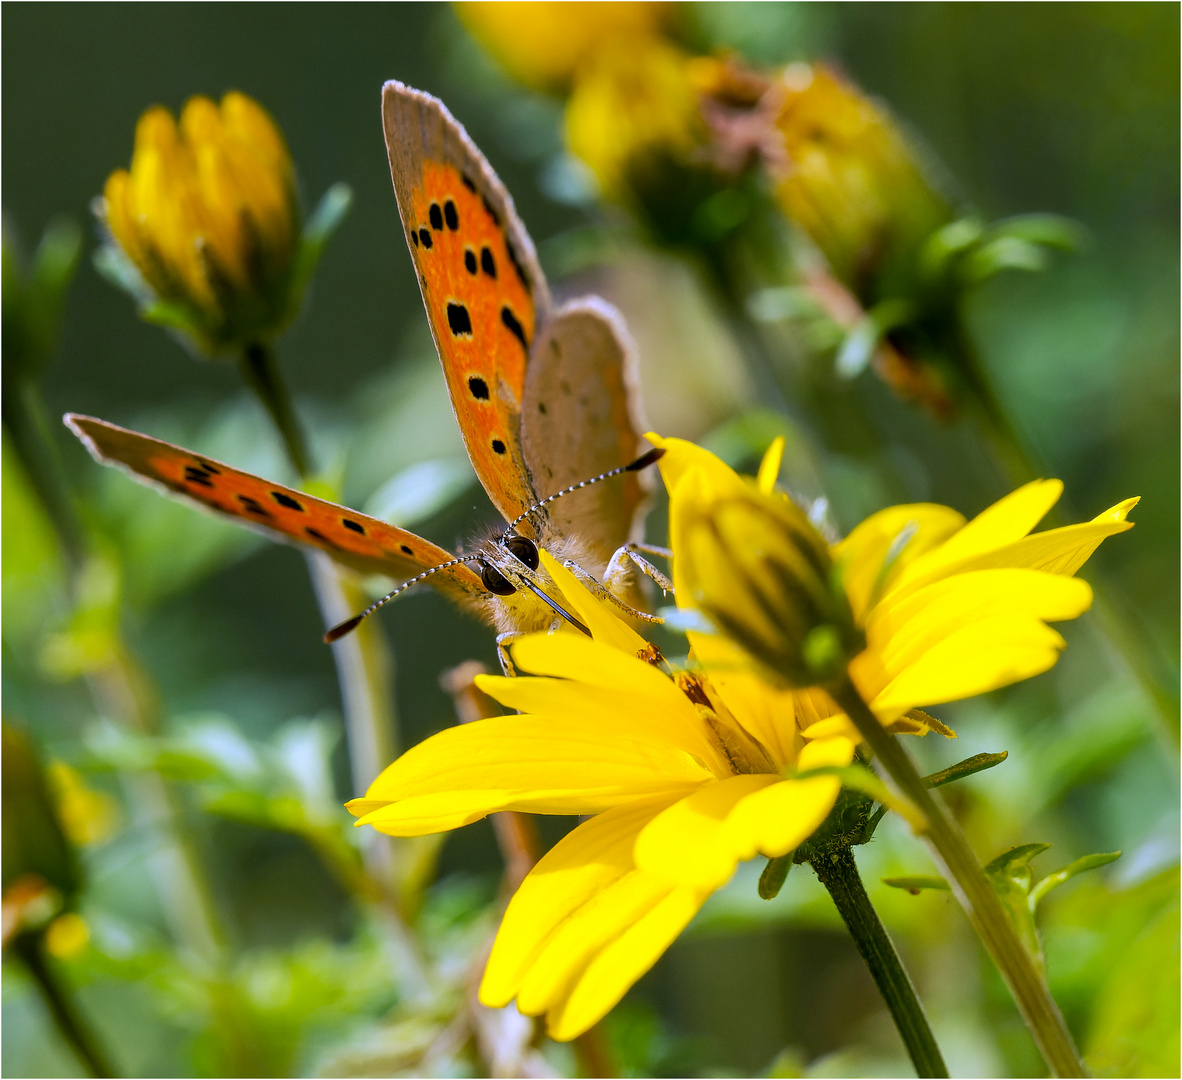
[350,549,855,1039]
[455,1,669,92]
[771,63,952,305]
[96,92,348,357]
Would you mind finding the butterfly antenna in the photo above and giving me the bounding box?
[324,556,480,643]
[505,446,666,533]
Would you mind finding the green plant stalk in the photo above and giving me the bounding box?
[828,674,1087,1078]
[4,379,225,963]
[13,934,115,1078]
[809,846,948,1078]
[238,343,405,887]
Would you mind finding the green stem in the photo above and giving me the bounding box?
[809,846,948,1078]
[238,341,311,478]
[828,675,1088,1077]
[14,933,116,1078]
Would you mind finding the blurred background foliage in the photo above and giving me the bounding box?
[2,4,1177,1077]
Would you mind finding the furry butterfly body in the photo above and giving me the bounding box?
[67,82,654,639]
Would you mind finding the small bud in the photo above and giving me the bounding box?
[670,468,864,687]
[95,92,347,358]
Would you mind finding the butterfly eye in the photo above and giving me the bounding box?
[480,561,516,596]
[505,535,540,570]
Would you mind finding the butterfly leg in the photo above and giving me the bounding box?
[495,632,523,677]
[603,543,675,598]
[562,559,664,624]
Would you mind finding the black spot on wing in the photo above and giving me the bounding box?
[418,228,432,249]
[481,195,500,226]
[501,306,527,349]
[444,200,459,230]
[464,249,477,274]
[537,401,548,415]
[272,491,304,511]
[505,240,530,292]
[342,519,366,534]
[400,544,414,555]
[196,460,221,474]
[305,527,337,547]
[461,173,476,193]
[411,230,419,247]
[429,203,443,230]
[468,376,490,400]
[480,246,496,278]
[491,439,506,455]
[237,494,271,517]
[447,303,473,336]
[184,466,214,488]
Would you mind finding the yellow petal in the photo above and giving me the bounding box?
[893,480,1063,592]
[866,569,1092,692]
[482,793,707,1041]
[350,714,711,831]
[757,437,785,494]
[474,671,727,774]
[835,503,966,621]
[646,433,743,500]
[546,885,704,1041]
[634,774,781,890]
[872,615,1068,713]
[537,548,649,656]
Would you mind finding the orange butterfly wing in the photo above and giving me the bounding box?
[65,414,484,604]
[382,81,549,528]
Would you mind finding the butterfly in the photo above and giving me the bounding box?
[67,81,666,649]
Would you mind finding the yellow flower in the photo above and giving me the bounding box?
[771,64,951,302]
[98,92,345,356]
[565,34,706,210]
[349,549,854,1040]
[652,435,1138,732]
[456,1,670,92]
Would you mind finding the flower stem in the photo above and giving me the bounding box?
[13,933,115,1078]
[828,674,1088,1078]
[809,846,947,1078]
[238,341,311,478]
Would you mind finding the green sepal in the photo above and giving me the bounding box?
[882,875,951,894]
[285,182,353,322]
[758,854,792,900]
[1028,850,1122,912]
[924,750,1009,789]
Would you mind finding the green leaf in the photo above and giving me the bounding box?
[882,875,951,894]
[984,843,1053,966]
[923,751,1008,789]
[988,213,1086,251]
[1029,851,1121,911]
[759,855,792,900]
[962,235,1049,284]
[286,182,353,317]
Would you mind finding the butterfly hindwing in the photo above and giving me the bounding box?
[521,297,651,573]
[382,80,548,528]
[64,414,483,602]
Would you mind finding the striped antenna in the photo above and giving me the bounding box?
[324,556,480,643]
[505,446,665,533]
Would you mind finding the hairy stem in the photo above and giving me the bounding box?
[829,675,1087,1077]
[809,846,948,1078]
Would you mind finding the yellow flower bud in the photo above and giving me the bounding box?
[772,64,950,302]
[670,465,863,688]
[456,1,670,92]
[97,92,304,356]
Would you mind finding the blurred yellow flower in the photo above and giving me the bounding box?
[565,34,706,208]
[349,548,853,1040]
[653,435,1137,730]
[771,64,951,301]
[47,761,119,848]
[456,1,669,91]
[45,911,90,959]
[98,92,302,355]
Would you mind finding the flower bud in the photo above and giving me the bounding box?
[96,92,329,357]
[670,468,863,687]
